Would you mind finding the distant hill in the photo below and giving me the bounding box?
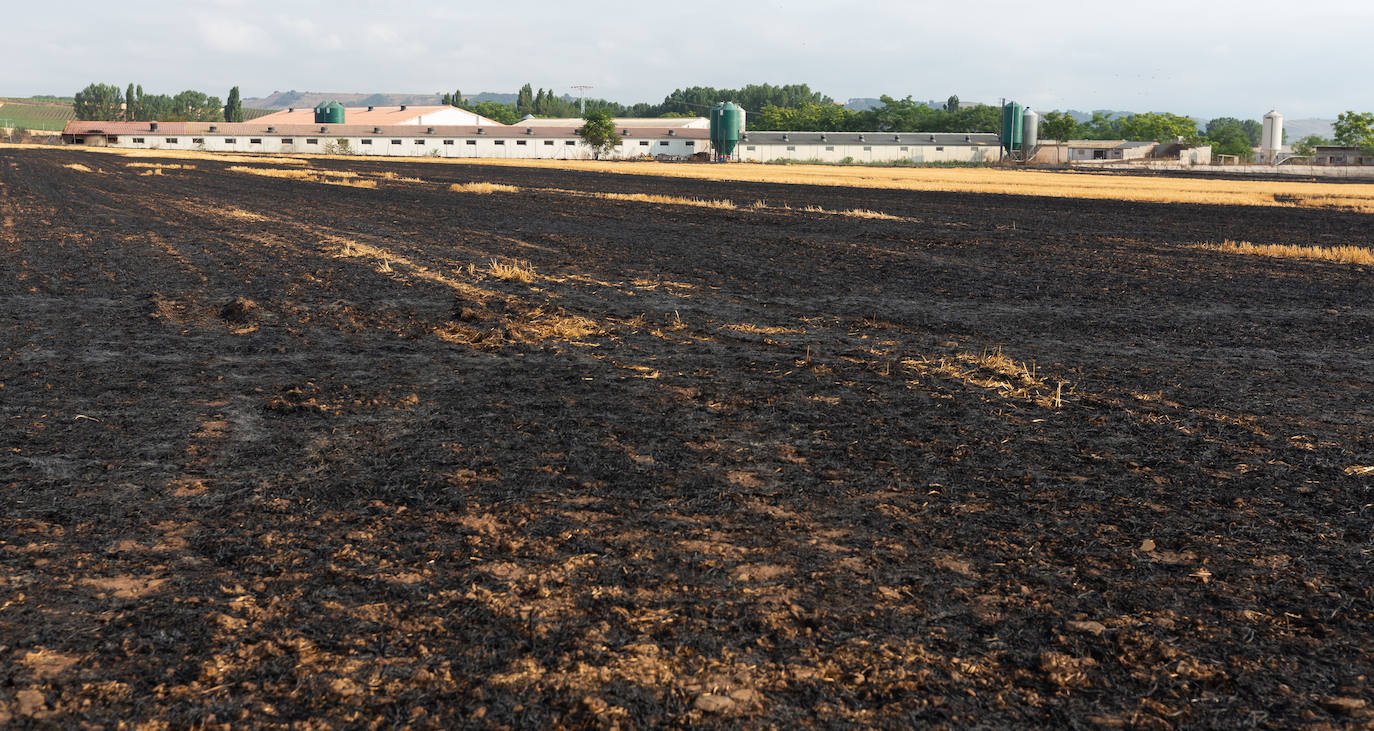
[1283,118,1334,140]
[243,90,446,109]
[243,90,555,109]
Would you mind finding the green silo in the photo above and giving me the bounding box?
[1000,102,1024,153]
[325,101,346,124]
[313,102,330,124]
[711,102,742,160]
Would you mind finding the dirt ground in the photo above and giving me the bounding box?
[1,148,1371,728]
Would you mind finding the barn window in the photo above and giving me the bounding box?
[685,141,694,147]
[281,138,293,144]
[826,146,834,151]
[249,138,261,144]
[224,138,236,143]
[466,140,477,145]
[166,138,178,143]
[745,146,755,151]
[863,146,871,151]
[544,140,554,145]
[391,139,402,145]
[659,141,669,146]
[414,140,425,145]
[307,139,318,144]
[787,146,795,151]
[565,141,575,145]
[191,137,204,144]
[517,140,527,145]
[132,137,145,143]
[494,140,505,145]
[108,136,119,143]
[901,146,908,151]
[639,141,649,146]
[936,146,944,151]
[443,140,455,145]
[361,139,372,145]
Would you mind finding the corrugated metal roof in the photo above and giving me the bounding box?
[738,131,1001,147]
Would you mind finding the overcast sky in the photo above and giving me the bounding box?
[10,0,1369,119]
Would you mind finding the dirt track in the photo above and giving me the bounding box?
[2,148,1371,728]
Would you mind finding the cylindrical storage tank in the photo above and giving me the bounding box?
[1000,102,1024,152]
[717,102,741,159]
[709,102,723,147]
[736,105,746,136]
[1021,108,1039,152]
[325,101,346,124]
[313,102,330,124]
[1262,110,1283,156]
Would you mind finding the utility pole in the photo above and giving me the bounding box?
[572,85,593,115]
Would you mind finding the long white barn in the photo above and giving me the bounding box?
[62,120,708,160]
[61,105,1007,163]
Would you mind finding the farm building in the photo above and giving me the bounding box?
[1029,141,1212,165]
[60,119,707,159]
[61,102,1007,163]
[1311,146,1374,165]
[736,131,1002,164]
[253,104,502,127]
[1063,140,1157,161]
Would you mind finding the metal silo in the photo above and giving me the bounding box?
[1000,102,1024,153]
[325,102,346,124]
[1262,110,1283,162]
[1022,108,1039,152]
[718,103,741,160]
[313,102,330,124]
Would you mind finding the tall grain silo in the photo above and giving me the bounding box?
[1000,102,1024,154]
[1022,108,1040,154]
[1261,110,1283,163]
[710,102,742,161]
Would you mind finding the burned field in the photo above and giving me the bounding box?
[2,148,1371,727]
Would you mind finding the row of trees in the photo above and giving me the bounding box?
[74,83,244,122]
[76,78,1374,158]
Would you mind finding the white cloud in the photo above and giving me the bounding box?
[196,17,271,54]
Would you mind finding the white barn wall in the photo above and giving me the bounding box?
[738,142,1000,164]
[76,131,706,161]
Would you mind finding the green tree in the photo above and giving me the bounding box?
[125,83,136,121]
[1039,111,1079,141]
[1291,134,1329,157]
[577,109,621,159]
[469,100,519,125]
[224,86,243,123]
[1080,112,1121,139]
[1117,112,1199,143]
[945,95,960,113]
[516,83,534,115]
[1333,111,1374,153]
[755,102,856,131]
[73,83,124,120]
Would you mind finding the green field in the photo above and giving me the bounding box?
[0,99,275,130]
[0,99,76,130]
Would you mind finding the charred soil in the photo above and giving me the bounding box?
[1,149,1372,727]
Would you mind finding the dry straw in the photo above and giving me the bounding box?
[486,258,537,282]
[227,166,377,188]
[450,182,520,194]
[1196,240,1374,266]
